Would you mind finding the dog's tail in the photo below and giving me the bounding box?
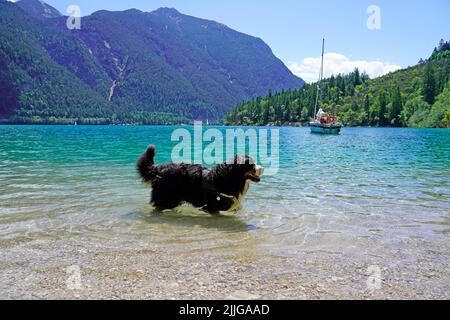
[137,145,157,182]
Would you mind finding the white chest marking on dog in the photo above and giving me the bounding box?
[217,165,264,212]
[226,180,251,212]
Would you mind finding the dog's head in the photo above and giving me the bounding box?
[209,155,263,198]
[207,156,264,210]
[228,155,263,183]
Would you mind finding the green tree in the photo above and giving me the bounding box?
[426,78,450,127]
[402,96,430,127]
[353,68,362,86]
[390,87,403,126]
[301,106,309,120]
[423,62,437,104]
[364,94,370,112]
[259,101,267,124]
[378,92,388,126]
[369,100,380,126]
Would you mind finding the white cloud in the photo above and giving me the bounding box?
[288,53,402,83]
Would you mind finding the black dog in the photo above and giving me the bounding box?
[137,145,262,214]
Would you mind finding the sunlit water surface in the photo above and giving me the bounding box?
[0,126,449,273]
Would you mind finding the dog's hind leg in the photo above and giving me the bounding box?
[151,192,181,211]
[151,200,180,211]
[150,179,183,210]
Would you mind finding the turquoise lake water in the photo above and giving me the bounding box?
[0,125,449,288]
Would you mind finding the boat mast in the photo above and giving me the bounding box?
[313,38,325,120]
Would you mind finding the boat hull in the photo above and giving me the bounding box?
[309,122,342,134]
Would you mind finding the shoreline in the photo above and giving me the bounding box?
[0,122,448,129]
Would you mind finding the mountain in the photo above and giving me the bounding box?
[16,0,62,19]
[0,0,304,124]
[225,41,450,128]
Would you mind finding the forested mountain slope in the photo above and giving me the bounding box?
[225,41,450,128]
[0,0,304,124]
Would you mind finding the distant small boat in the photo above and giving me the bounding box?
[310,109,342,134]
[309,38,342,135]
[310,122,342,134]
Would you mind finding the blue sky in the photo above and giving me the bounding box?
[35,0,450,82]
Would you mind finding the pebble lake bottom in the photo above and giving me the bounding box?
[0,125,448,299]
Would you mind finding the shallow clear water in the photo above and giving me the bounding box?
[0,125,449,279]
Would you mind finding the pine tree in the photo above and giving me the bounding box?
[262,104,269,124]
[423,62,436,104]
[390,87,403,126]
[353,68,362,86]
[364,94,370,112]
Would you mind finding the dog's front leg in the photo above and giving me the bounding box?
[202,193,236,214]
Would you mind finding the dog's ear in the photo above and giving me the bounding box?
[231,155,255,165]
[246,156,256,165]
[235,155,244,165]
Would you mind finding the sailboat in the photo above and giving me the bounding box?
[309,38,343,135]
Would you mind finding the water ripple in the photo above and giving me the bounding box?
[0,125,449,260]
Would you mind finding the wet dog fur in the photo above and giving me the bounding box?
[137,145,261,214]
